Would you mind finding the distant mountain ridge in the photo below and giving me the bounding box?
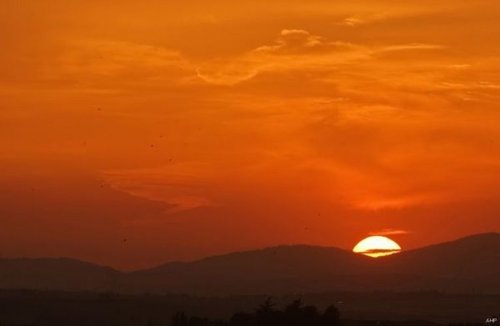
[0,233,498,295]
[0,258,119,292]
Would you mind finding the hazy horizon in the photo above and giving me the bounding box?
[1,232,498,271]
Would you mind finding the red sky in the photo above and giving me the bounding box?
[1,0,499,270]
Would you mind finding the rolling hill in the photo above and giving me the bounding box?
[0,233,498,295]
[0,258,119,292]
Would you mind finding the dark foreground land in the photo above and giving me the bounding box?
[0,290,497,326]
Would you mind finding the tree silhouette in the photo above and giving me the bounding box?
[171,312,188,326]
[322,305,341,326]
[256,297,276,315]
[171,299,341,326]
[230,312,254,326]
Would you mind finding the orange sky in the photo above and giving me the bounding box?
[1,0,499,270]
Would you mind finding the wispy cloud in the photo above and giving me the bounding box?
[369,229,411,236]
[196,29,444,86]
[103,164,219,214]
[337,13,388,27]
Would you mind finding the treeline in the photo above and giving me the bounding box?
[171,298,340,326]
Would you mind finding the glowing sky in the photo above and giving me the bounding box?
[1,0,499,269]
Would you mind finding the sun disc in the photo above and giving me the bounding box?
[353,236,401,258]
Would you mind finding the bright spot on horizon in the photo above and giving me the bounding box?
[353,236,402,258]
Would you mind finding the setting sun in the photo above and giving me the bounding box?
[0,1,499,323]
[353,236,402,258]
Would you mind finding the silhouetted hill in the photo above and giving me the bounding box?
[0,258,119,291]
[126,245,373,294]
[0,233,498,295]
[372,233,500,293]
[382,233,500,276]
[126,233,500,295]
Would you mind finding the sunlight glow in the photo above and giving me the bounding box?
[353,236,402,258]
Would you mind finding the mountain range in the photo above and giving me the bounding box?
[0,233,498,295]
